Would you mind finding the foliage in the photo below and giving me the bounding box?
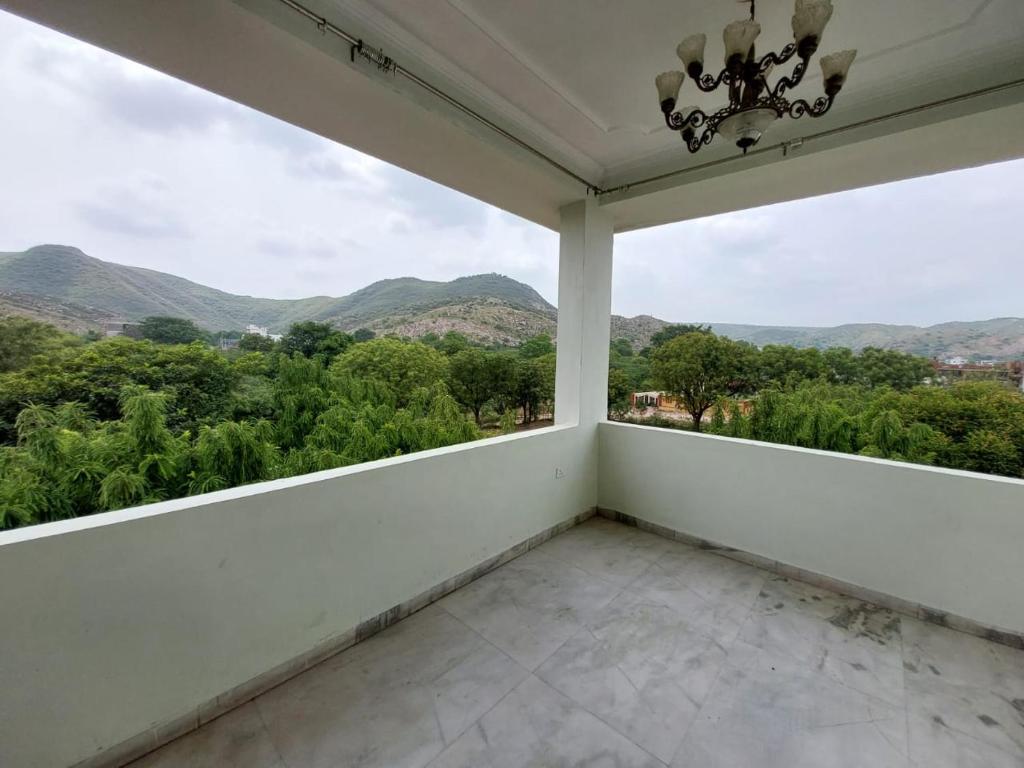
[140,316,208,344]
[280,321,352,360]
[650,332,750,431]
[238,333,278,352]
[0,338,234,441]
[0,338,483,529]
[0,316,80,372]
[330,338,449,406]
[518,333,555,359]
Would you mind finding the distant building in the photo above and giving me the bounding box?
[245,323,270,337]
[943,356,969,365]
[219,338,240,350]
[103,321,143,339]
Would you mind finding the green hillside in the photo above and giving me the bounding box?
[2,244,1022,358]
[0,245,554,336]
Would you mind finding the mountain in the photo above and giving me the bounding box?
[1,245,1022,359]
[0,245,556,345]
[611,316,1024,361]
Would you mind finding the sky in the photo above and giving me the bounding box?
[0,9,1021,328]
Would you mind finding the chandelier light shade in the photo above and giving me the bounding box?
[821,49,857,94]
[654,0,856,154]
[676,34,707,78]
[723,20,761,66]
[655,70,686,113]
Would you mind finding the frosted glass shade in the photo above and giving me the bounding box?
[792,0,833,44]
[655,70,685,113]
[717,107,777,150]
[676,34,707,77]
[820,49,856,93]
[723,19,761,64]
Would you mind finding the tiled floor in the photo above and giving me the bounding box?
[130,517,1024,768]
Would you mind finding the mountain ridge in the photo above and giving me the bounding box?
[1,245,1022,359]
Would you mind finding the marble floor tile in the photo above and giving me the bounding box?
[425,675,664,768]
[254,605,527,768]
[736,576,905,706]
[902,616,1024,760]
[127,703,284,768]
[627,546,766,645]
[672,663,908,768]
[536,590,728,763]
[535,516,678,587]
[126,519,1024,768]
[907,713,1024,768]
[439,548,621,670]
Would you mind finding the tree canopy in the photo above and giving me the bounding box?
[140,316,207,344]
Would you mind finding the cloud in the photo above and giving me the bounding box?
[3,9,1022,326]
[75,177,191,240]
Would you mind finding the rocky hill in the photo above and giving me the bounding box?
[0,245,556,344]
[1,245,1021,358]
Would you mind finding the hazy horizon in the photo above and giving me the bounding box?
[2,9,1023,328]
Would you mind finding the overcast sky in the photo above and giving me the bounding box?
[1,10,1021,328]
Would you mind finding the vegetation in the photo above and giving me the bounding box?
[0,317,557,530]
[612,327,1024,479]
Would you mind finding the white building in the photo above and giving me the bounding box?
[3,2,1024,766]
[245,323,271,337]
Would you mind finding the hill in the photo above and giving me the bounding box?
[1,245,1021,358]
[611,316,1024,361]
[0,245,556,344]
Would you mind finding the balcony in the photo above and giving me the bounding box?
[2,1,1024,767]
[123,514,1024,768]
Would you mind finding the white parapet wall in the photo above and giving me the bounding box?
[598,421,1024,637]
[0,425,595,768]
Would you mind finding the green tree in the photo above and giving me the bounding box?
[644,324,711,354]
[0,316,78,372]
[607,368,632,419]
[281,321,352,360]
[352,328,376,343]
[140,316,208,345]
[330,338,448,406]
[238,333,278,352]
[448,348,497,424]
[650,332,746,432]
[518,333,555,359]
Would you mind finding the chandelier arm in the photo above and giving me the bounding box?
[756,43,798,75]
[693,68,733,94]
[685,125,717,153]
[665,107,709,132]
[769,57,809,100]
[786,94,835,119]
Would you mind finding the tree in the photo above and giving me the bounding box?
[607,368,632,418]
[330,338,448,406]
[610,338,634,358]
[352,328,376,343]
[645,324,711,353]
[650,332,746,432]
[238,333,278,352]
[140,316,207,345]
[280,321,352,360]
[435,331,472,356]
[448,348,496,424]
[857,347,932,390]
[519,333,555,359]
[0,316,77,372]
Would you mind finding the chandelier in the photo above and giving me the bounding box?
[655,0,856,154]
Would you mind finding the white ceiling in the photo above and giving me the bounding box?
[350,0,1024,183]
[3,0,1024,232]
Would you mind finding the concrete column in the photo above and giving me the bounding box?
[554,197,613,427]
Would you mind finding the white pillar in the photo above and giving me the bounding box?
[554,197,613,427]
